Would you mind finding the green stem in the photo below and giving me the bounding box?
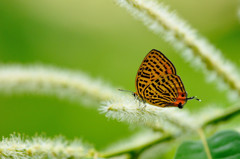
[100,105,240,158]
[197,128,212,159]
[202,106,240,128]
[100,133,173,158]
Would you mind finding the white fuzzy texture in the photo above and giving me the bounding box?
[116,0,240,100]
[0,134,95,159]
[0,64,198,133]
[100,94,198,134]
[0,64,120,106]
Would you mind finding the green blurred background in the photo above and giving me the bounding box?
[0,0,239,151]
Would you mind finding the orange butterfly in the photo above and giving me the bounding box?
[120,49,200,109]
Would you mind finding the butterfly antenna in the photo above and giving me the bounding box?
[118,89,135,93]
[187,96,201,102]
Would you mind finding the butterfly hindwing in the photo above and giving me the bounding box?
[143,74,187,107]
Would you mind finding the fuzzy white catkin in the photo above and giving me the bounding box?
[100,94,199,134]
[0,134,95,159]
[0,64,120,106]
[116,0,240,100]
[0,64,200,133]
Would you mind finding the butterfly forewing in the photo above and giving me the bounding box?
[135,49,176,99]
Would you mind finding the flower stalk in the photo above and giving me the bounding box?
[0,64,119,106]
[0,134,96,159]
[100,105,240,158]
[101,133,173,158]
[202,105,240,128]
[100,96,198,134]
[0,0,238,158]
[116,0,240,99]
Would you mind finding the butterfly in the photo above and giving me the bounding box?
[120,49,200,109]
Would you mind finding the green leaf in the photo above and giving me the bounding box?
[175,130,240,159]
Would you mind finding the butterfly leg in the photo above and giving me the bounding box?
[137,98,145,110]
[132,94,147,110]
[133,93,142,109]
[140,100,147,111]
[137,98,142,109]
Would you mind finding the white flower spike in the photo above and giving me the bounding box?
[0,134,96,159]
[116,0,240,100]
[0,64,120,106]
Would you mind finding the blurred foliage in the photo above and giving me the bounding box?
[175,130,240,159]
[0,0,239,151]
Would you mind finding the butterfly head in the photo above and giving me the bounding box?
[178,102,183,109]
[175,93,201,109]
[174,100,185,109]
[173,92,187,109]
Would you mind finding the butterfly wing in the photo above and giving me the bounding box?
[143,74,187,107]
[135,49,177,99]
